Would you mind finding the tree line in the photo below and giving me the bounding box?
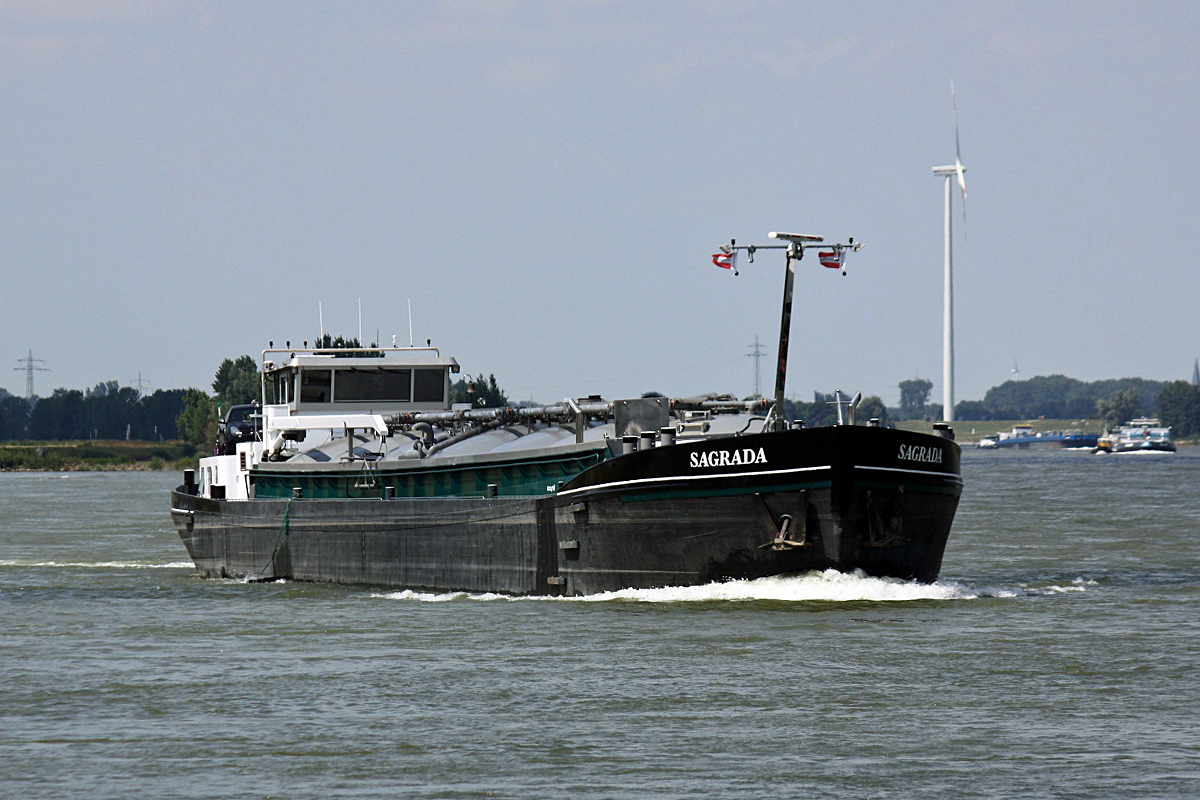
[5,356,1200,442]
[0,383,187,442]
[0,356,262,444]
[784,392,888,428]
[893,374,1200,436]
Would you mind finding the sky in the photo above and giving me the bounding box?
[3,0,1198,408]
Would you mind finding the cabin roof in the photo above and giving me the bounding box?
[261,346,459,373]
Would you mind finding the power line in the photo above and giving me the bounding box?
[14,350,49,400]
[127,372,152,397]
[746,336,767,398]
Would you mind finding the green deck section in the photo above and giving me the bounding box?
[252,448,608,499]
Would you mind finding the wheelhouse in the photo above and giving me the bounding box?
[261,346,460,414]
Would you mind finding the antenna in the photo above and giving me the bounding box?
[1011,358,1020,382]
[14,350,50,400]
[407,298,414,347]
[932,76,968,423]
[358,297,363,346]
[747,336,766,398]
[319,301,325,339]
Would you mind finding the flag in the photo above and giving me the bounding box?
[711,251,738,274]
[818,250,846,270]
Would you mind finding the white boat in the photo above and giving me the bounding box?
[1095,418,1176,453]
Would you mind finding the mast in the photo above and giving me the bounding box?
[715,231,862,431]
[772,240,800,431]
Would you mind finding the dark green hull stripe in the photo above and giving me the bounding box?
[619,480,834,503]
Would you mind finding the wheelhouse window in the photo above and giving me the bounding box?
[266,369,294,404]
[413,368,445,403]
[300,369,332,403]
[335,368,411,402]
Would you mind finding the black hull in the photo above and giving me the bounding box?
[170,426,962,595]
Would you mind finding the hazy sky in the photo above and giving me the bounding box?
[3,1,1197,407]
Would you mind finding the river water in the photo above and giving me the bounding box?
[2,448,1198,799]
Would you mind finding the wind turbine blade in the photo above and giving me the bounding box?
[952,78,962,163]
[952,77,967,221]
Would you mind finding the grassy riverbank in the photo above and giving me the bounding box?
[0,441,201,471]
[896,418,1199,447]
[894,418,1101,442]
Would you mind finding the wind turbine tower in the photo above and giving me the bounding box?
[931,79,967,423]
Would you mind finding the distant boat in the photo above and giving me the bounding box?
[1060,431,1100,449]
[977,425,1099,450]
[1095,418,1176,454]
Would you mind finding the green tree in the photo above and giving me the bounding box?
[29,389,86,439]
[976,375,1167,420]
[177,389,218,447]
[785,391,839,427]
[86,380,120,399]
[1155,381,1200,437]
[898,379,933,419]
[451,373,509,408]
[1097,388,1142,429]
[954,399,990,421]
[858,395,888,425]
[0,390,32,440]
[314,334,381,357]
[138,389,187,440]
[212,355,260,408]
[984,375,1090,419]
[1086,378,1168,417]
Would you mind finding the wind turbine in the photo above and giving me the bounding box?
[932,78,967,422]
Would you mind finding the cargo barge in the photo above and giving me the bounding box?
[170,230,963,595]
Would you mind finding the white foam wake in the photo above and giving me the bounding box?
[576,570,978,603]
[0,559,195,570]
[373,570,987,604]
[1029,577,1096,594]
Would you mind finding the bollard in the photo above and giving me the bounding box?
[933,422,955,441]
